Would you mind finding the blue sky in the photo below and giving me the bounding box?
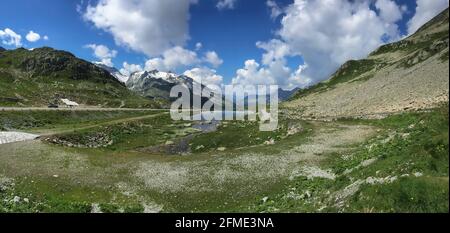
[1,0,448,88]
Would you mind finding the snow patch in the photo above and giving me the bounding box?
[0,132,39,145]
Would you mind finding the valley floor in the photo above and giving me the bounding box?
[0,105,448,213]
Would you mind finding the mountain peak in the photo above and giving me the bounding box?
[94,62,129,83]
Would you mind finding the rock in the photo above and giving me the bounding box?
[91,203,102,213]
[264,138,275,145]
[23,198,29,203]
[414,172,423,177]
[13,196,20,203]
[287,123,303,136]
[165,141,174,145]
[195,145,205,150]
[305,191,311,198]
[53,174,59,178]
[217,147,226,151]
[262,197,269,203]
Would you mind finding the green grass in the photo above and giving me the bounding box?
[44,113,194,151]
[0,177,144,213]
[347,177,449,213]
[0,110,159,131]
[190,120,287,153]
[251,104,449,213]
[1,105,447,213]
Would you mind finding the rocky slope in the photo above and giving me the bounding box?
[94,63,128,83]
[284,9,449,119]
[0,47,159,108]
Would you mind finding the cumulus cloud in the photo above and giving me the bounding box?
[195,42,203,51]
[120,62,143,76]
[145,46,200,71]
[232,59,277,86]
[256,39,293,65]
[82,0,194,56]
[0,28,22,47]
[231,57,311,90]
[407,0,449,35]
[184,67,223,86]
[231,39,310,89]
[279,0,407,81]
[43,35,49,40]
[25,31,41,42]
[203,51,223,68]
[267,0,283,19]
[375,0,404,23]
[84,44,118,67]
[217,0,236,10]
[233,0,413,89]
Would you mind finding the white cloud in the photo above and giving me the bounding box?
[0,28,22,47]
[84,44,118,67]
[375,0,404,23]
[43,35,49,40]
[120,62,143,76]
[256,39,292,65]
[278,0,405,83]
[407,0,449,35]
[184,67,223,86]
[82,0,194,57]
[267,0,283,19]
[195,42,202,51]
[25,31,41,42]
[232,0,413,89]
[231,57,312,90]
[203,51,223,68]
[232,59,277,86]
[232,39,310,89]
[145,46,199,71]
[217,0,236,10]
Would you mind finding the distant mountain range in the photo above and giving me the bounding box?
[95,63,300,102]
[2,45,298,108]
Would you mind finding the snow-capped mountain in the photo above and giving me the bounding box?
[126,70,201,100]
[94,62,129,83]
[95,64,219,102]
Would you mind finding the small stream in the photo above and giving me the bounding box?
[140,120,220,155]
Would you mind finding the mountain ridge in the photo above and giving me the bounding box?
[0,47,161,108]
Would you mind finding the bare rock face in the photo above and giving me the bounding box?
[284,9,449,119]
